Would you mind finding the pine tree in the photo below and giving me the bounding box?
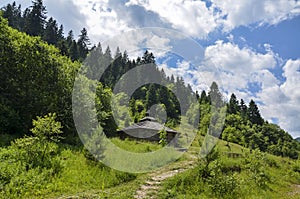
[200,90,208,104]
[2,2,22,30]
[141,50,155,64]
[247,100,264,125]
[66,30,74,47]
[228,93,239,114]
[114,47,121,59]
[43,17,59,45]
[24,0,47,36]
[146,84,158,109]
[69,40,79,61]
[208,82,224,107]
[239,99,248,120]
[78,28,90,60]
[58,24,64,40]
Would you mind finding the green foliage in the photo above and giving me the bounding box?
[1,1,90,61]
[208,161,239,198]
[220,93,299,159]
[158,128,167,147]
[158,140,300,199]
[31,113,63,142]
[0,15,80,136]
[243,150,270,188]
[0,101,22,134]
[159,154,239,199]
[12,113,63,170]
[0,113,64,197]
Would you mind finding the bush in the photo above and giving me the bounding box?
[244,150,270,188]
[0,113,64,197]
[292,160,300,173]
[206,160,239,198]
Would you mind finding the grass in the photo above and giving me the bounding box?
[156,134,300,199]
[1,133,300,199]
[0,141,138,199]
[110,137,162,153]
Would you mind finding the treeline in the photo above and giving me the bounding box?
[197,90,299,159]
[1,0,91,61]
[0,15,79,137]
[85,47,195,128]
[86,42,300,159]
[0,0,299,159]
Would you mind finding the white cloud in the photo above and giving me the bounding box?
[256,59,300,137]
[72,0,131,43]
[2,0,299,41]
[44,0,88,36]
[159,41,278,102]
[161,41,300,137]
[125,0,300,38]
[212,0,300,31]
[203,41,277,95]
[126,0,220,38]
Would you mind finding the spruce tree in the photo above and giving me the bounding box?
[43,17,59,45]
[78,28,90,60]
[247,100,264,125]
[24,0,47,36]
[228,93,239,114]
[208,82,224,107]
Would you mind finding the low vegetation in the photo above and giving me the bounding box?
[0,1,300,198]
[158,139,300,199]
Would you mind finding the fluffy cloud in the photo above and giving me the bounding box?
[125,0,300,37]
[72,0,131,43]
[212,0,300,31]
[44,0,88,36]
[202,41,277,96]
[259,59,300,137]
[2,0,299,40]
[159,41,300,137]
[159,40,278,97]
[126,0,220,38]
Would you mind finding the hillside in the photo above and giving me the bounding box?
[0,1,300,198]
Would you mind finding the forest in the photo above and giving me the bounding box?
[0,1,300,198]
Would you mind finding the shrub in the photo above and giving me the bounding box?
[158,128,167,147]
[244,150,270,188]
[204,160,239,198]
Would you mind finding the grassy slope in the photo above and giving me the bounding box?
[1,135,299,198]
[156,136,300,199]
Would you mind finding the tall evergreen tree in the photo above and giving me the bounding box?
[200,90,208,104]
[228,93,239,114]
[1,2,22,30]
[43,17,59,45]
[78,28,90,60]
[23,0,47,36]
[239,99,248,120]
[146,84,158,109]
[208,82,224,107]
[247,100,264,125]
[69,40,79,61]
[141,50,155,64]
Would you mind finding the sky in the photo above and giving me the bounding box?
[1,0,300,138]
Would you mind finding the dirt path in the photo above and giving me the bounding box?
[287,184,300,197]
[134,159,196,199]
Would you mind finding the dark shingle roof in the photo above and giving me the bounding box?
[118,115,178,135]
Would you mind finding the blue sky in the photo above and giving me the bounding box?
[1,0,300,138]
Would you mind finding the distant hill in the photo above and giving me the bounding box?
[296,137,300,142]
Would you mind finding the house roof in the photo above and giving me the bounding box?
[117,113,179,138]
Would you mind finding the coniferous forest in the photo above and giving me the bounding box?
[0,1,300,198]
